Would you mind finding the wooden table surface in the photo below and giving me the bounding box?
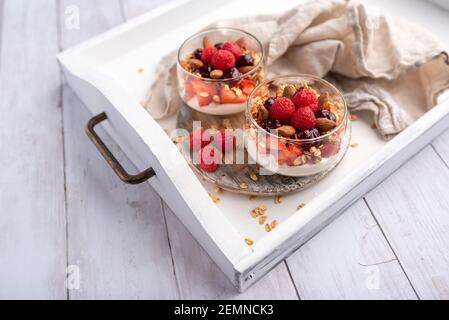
[1,0,449,300]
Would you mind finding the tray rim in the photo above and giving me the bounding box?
[57,0,449,291]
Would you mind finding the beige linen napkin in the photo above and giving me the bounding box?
[142,0,449,139]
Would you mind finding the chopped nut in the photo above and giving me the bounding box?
[212,95,221,103]
[236,37,247,49]
[249,195,258,200]
[274,195,283,204]
[315,118,337,132]
[258,204,267,211]
[250,209,259,218]
[318,92,330,107]
[297,203,306,210]
[293,155,307,166]
[371,123,377,129]
[351,143,359,148]
[240,182,248,189]
[258,215,267,225]
[350,114,359,121]
[213,186,222,193]
[210,69,223,79]
[310,146,321,158]
[187,58,204,69]
[238,66,254,74]
[283,84,297,99]
[203,36,213,48]
[208,193,220,203]
[270,220,278,230]
[257,104,269,122]
[172,136,184,144]
[277,125,296,137]
[244,238,254,246]
[233,88,243,96]
[223,118,232,129]
[265,224,272,232]
[250,173,258,182]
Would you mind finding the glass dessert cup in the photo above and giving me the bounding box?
[245,75,351,177]
[177,28,265,115]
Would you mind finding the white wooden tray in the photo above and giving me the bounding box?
[57,0,449,291]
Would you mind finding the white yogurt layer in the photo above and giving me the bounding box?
[245,129,350,177]
[186,97,246,115]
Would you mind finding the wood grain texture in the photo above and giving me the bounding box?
[432,129,449,168]
[286,200,417,300]
[365,146,449,299]
[59,0,178,299]
[164,204,299,299]
[119,0,174,19]
[0,0,66,299]
[120,0,300,299]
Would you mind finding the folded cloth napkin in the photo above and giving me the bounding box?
[142,0,449,139]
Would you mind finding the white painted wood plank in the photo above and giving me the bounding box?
[163,204,298,299]
[119,0,174,19]
[287,200,417,300]
[0,0,66,299]
[433,129,449,168]
[365,146,449,299]
[59,0,179,299]
[120,0,299,298]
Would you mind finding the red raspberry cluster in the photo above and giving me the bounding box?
[267,87,319,130]
[188,128,236,172]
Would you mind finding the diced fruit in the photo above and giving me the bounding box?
[320,142,340,158]
[291,107,316,130]
[185,78,196,101]
[187,79,217,107]
[241,79,255,96]
[211,49,236,70]
[269,97,295,123]
[223,42,243,58]
[280,144,303,165]
[213,129,236,153]
[188,128,212,151]
[220,86,247,104]
[198,145,221,172]
[292,87,319,112]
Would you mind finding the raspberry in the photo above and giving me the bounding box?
[292,88,319,112]
[222,42,243,58]
[213,129,235,153]
[189,128,212,151]
[198,145,221,172]
[320,143,340,158]
[211,49,235,70]
[201,46,217,65]
[291,107,316,130]
[268,97,295,122]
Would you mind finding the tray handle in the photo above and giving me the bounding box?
[85,112,155,184]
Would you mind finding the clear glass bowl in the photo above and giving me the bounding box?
[177,28,265,115]
[245,75,351,177]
